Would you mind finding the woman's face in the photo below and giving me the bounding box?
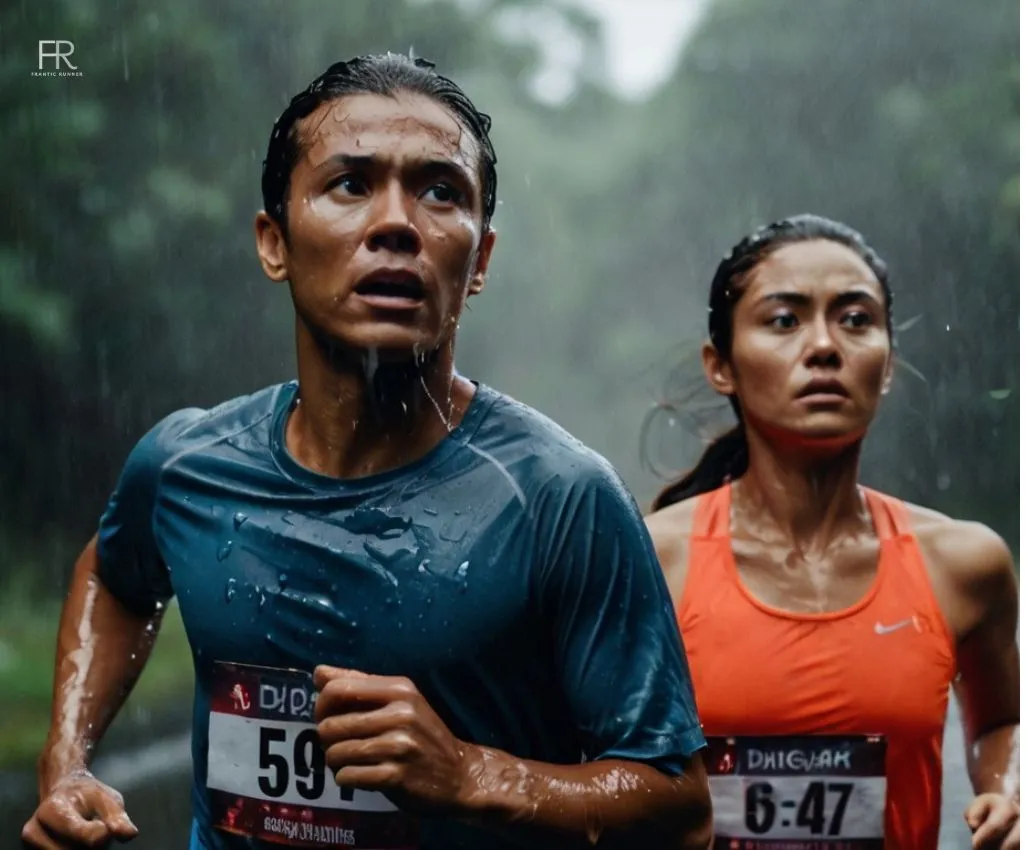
[704,239,893,443]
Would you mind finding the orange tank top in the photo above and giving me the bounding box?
[677,485,955,850]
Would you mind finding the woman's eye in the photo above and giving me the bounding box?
[840,311,872,328]
[769,313,799,330]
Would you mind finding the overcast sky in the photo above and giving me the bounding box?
[570,0,709,96]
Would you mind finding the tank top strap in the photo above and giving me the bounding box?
[864,488,955,651]
[862,487,909,540]
[691,484,732,539]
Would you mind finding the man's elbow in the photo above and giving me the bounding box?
[682,810,713,850]
[637,771,713,850]
[676,785,713,850]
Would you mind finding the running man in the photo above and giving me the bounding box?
[646,214,1019,850]
[22,54,711,850]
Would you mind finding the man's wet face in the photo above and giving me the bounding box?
[268,91,494,359]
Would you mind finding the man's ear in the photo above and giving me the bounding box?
[467,227,497,296]
[255,211,289,283]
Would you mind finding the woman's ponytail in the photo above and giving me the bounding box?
[651,424,748,511]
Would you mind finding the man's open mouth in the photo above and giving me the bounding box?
[353,270,426,301]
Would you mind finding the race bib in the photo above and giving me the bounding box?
[206,662,419,848]
[704,735,887,850]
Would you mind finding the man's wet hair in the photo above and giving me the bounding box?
[649,214,893,510]
[261,53,498,234]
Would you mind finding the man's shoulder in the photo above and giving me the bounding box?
[481,387,625,492]
[129,382,287,469]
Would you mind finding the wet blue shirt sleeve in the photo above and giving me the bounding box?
[534,463,705,775]
[96,409,201,615]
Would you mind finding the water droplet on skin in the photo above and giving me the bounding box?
[258,589,267,610]
[233,512,248,529]
[217,541,233,561]
[224,578,237,603]
[456,561,469,579]
[278,574,288,588]
[155,601,165,612]
[417,560,428,573]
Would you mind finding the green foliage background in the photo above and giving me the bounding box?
[1,0,1018,595]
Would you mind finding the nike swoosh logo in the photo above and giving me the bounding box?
[874,618,916,635]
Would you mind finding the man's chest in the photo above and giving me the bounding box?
[160,495,533,675]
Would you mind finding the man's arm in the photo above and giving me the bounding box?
[22,539,161,848]
[37,536,163,795]
[23,410,190,849]
[461,748,709,848]
[314,667,710,849]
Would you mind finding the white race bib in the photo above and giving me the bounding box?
[206,661,419,848]
[704,735,887,849]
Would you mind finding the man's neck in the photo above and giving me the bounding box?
[286,330,474,480]
[733,428,868,555]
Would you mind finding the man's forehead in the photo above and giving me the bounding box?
[298,93,476,169]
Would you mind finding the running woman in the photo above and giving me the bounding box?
[646,215,1019,850]
[23,54,711,850]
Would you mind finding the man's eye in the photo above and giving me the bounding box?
[329,175,367,195]
[423,183,462,205]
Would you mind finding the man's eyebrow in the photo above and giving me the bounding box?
[316,153,470,173]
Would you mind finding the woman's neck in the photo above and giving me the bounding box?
[734,428,869,553]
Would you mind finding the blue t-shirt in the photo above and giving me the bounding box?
[97,381,704,850]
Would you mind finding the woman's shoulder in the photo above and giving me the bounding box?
[890,496,1016,637]
[645,496,703,600]
[899,499,1012,580]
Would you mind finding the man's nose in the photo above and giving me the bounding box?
[365,181,421,255]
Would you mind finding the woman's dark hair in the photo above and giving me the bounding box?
[261,53,498,235]
[651,214,893,511]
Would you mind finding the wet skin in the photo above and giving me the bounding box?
[24,91,712,849]
[255,92,498,482]
[648,239,1019,850]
